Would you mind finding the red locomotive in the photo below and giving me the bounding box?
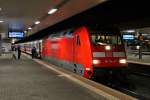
[41,26,127,78]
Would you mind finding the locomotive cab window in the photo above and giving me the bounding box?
[91,32,122,45]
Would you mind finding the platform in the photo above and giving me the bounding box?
[127,52,150,66]
[0,53,103,100]
[0,53,136,100]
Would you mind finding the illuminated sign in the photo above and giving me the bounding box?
[123,34,134,40]
[8,32,24,38]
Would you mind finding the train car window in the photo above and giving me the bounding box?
[63,32,67,36]
[66,31,73,37]
[50,33,59,38]
[55,32,61,37]
[49,34,55,38]
[76,35,81,45]
[59,32,65,36]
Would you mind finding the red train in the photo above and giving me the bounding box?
[21,26,128,78]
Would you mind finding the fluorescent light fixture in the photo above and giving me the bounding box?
[35,21,40,25]
[12,39,16,44]
[28,27,32,30]
[123,30,135,33]
[48,8,58,14]
[136,45,140,49]
[0,20,4,23]
[24,31,27,33]
[39,40,42,43]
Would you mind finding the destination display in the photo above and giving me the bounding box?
[8,32,24,38]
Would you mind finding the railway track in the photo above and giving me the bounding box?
[95,78,149,100]
[132,72,150,77]
[94,71,150,100]
[109,82,149,100]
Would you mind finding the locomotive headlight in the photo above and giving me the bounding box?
[119,59,127,64]
[105,45,111,50]
[93,60,100,64]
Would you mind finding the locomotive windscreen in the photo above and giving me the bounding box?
[90,32,122,45]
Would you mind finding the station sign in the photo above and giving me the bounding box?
[8,32,24,38]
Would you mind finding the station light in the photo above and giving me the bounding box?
[127,30,135,33]
[28,27,32,30]
[123,30,135,33]
[136,45,140,49]
[48,8,58,14]
[35,21,40,25]
[0,20,4,23]
[24,30,27,33]
[39,40,42,43]
[12,39,16,44]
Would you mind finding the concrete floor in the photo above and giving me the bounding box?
[0,53,105,100]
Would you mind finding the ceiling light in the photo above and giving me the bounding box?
[0,20,4,23]
[123,30,135,33]
[48,8,58,14]
[35,21,40,25]
[12,39,16,44]
[24,30,27,33]
[28,27,32,30]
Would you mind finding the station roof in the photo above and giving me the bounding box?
[0,0,104,39]
[0,0,150,43]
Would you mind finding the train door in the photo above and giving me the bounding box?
[73,27,93,77]
[73,28,82,74]
[73,31,81,64]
